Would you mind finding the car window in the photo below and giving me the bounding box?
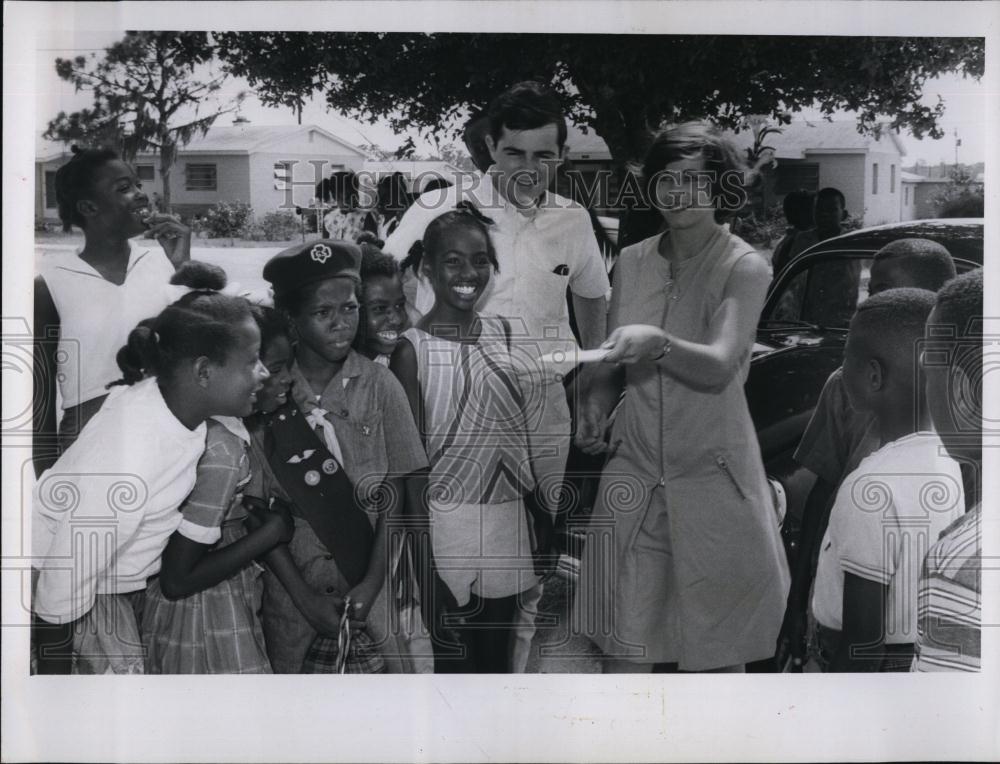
[769,255,872,328]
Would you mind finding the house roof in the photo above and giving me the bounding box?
[180,124,367,156]
[725,120,907,159]
[565,124,613,161]
[562,119,908,163]
[35,123,367,162]
[901,171,951,184]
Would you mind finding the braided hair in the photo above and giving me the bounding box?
[111,291,253,386]
[400,201,499,276]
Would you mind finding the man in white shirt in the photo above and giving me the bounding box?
[384,82,611,671]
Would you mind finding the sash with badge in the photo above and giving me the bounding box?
[258,400,373,587]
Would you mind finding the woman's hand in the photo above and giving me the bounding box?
[144,212,191,264]
[575,398,611,454]
[601,325,669,365]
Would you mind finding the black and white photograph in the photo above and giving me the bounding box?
[3,1,997,761]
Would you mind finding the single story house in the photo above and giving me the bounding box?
[559,120,920,226]
[35,122,369,222]
[726,120,908,226]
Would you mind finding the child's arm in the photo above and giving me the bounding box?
[157,509,292,600]
[829,572,889,672]
[32,276,60,477]
[254,537,345,637]
[344,481,397,629]
[389,336,424,440]
[156,438,288,600]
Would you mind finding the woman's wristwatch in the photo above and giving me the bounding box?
[651,336,672,361]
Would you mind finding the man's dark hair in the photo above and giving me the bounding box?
[486,81,567,149]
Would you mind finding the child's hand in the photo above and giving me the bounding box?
[144,212,191,264]
[345,580,380,633]
[266,501,295,544]
[304,589,346,638]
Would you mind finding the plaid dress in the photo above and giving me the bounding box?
[141,419,272,674]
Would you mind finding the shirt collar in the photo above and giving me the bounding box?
[135,377,206,442]
[289,349,365,405]
[210,415,251,444]
[484,165,549,219]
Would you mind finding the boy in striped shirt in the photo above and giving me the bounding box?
[913,268,983,671]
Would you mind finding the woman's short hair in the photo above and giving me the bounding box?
[642,122,751,221]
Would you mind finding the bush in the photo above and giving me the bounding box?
[243,210,301,242]
[202,200,253,239]
[730,204,787,247]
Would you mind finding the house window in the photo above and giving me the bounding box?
[185,163,217,191]
[905,186,910,205]
[136,164,155,181]
[273,161,292,191]
[775,163,820,195]
[44,171,57,209]
[872,163,879,195]
[890,164,896,193]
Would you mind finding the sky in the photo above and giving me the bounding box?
[34,30,987,166]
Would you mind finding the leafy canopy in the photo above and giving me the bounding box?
[212,33,984,163]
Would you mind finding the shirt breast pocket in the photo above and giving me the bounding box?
[522,264,570,319]
[344,413,389,501]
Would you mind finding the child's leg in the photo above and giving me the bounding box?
[32,615,74,674]
[457,593,519,673]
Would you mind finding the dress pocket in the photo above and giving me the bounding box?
[714,452,748,501]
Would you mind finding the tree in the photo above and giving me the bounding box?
[212,33,984,167]
[45,32,244,208]
[933,166,985,217]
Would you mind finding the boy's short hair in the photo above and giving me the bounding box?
[873,238,957,292]
[782,189,815,230]
[850,287,937,374]
[486,81,567,149]
[816,187,847,209]
[932,268,983,382]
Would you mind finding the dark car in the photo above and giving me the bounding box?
[561,219,983,565]
[746,218,984,556]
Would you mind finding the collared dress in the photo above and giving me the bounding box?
[141,417,272,674]
[36,243,175,447]
[402,316,539,606]
[251,350,429,673]
[574,229,790,670]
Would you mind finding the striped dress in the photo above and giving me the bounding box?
[141,418,272,674]
[402,316,538,606]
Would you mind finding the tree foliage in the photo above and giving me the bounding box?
[212,33,984,165]
[45,32,244,207]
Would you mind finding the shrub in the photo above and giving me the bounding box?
[202,200,253,239]
[731,204,787,247]
[243,210,301,241]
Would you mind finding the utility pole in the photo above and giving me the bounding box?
[954,128,961,171]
